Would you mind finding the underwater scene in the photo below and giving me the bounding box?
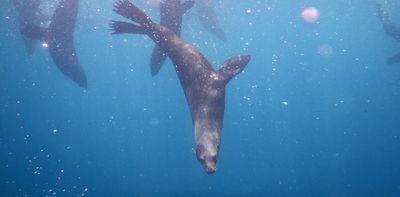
[1,0,400,196]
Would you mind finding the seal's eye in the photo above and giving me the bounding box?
[211,155,217,162]
[196,148,205,160]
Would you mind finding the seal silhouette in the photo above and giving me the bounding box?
[110,0,250,174]
[21,0,87,88]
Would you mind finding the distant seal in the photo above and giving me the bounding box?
[150,0,194,76]
[21,0,87,88]
[195,0,226,41]
[110,0,250,174]
[377,3,400,64]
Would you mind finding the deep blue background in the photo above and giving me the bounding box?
[1,0,400,196]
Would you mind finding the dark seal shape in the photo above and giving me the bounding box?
[21,0,87,88]
[110,0,250,174]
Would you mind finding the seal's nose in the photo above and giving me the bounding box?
[204,162,216,174]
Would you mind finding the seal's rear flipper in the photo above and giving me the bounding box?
[113,0,153,26]
[217,55,251,84]
[21,24,46,41]
[150,45,167,76]
[387,52,400,64]
[110,21,147,35]
[180,1,195,15]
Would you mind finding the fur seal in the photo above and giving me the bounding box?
[150,0,194,76]
[110,0,250,174]
[21,0,87,88]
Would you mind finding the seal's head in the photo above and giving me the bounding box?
[195,131,220,174]
[196,145,217,174]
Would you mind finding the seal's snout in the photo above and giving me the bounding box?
[204,162,216,174]
[201,156,217,174]
[195,136,219,174]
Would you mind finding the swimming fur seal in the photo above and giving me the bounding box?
[150,0,194,76]
[195,0,226,41]
[376,3,400,64]
[21,0,88,88]
[110,0,250,174]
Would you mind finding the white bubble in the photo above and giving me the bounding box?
[42,42,49,48]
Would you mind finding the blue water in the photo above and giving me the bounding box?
[1,0,400,196]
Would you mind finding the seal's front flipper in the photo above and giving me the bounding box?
[217,55,251,84]
[387,52,400,64]
[110,20,147,35]
[180,1,195,15]
[21,24,46,41]
[150,45,167,76]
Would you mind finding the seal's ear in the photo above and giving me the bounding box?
[180,1,195,15]
[217,55,251,84]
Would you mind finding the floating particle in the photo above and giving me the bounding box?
[301,7,319,23]
[317,44,333,57]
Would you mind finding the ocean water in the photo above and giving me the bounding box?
[1,0,400,196]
